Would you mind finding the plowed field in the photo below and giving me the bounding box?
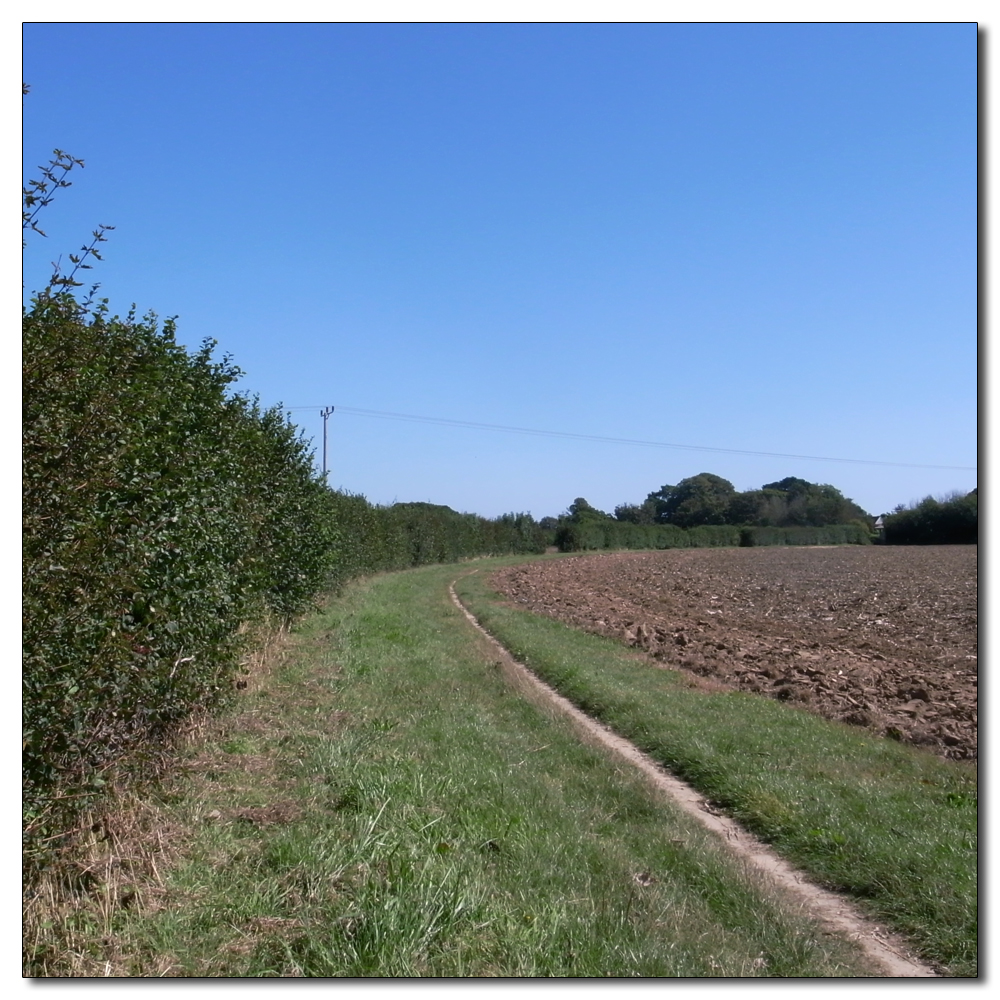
[489,546,978,760]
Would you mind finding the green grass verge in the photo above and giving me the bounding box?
[61,562,882,978]
[454,559,978,977]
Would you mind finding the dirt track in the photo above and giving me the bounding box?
[488,546,977,761]
[450,578,938,978]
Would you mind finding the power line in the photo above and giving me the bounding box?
[280,404,976,472]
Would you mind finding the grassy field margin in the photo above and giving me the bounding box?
[454,557,977,976]
[26,559,880,977]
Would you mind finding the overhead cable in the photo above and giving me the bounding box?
[280,404,976,472]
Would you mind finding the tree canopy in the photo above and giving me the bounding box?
[645,473,737,528]
[602,473,873,530]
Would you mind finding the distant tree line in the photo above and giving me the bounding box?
[540,474,874,553]
[540,474,978,550]
[612,473,872,529]
[882,490,978,545]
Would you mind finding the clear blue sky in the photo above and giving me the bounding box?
[23,22,977,520]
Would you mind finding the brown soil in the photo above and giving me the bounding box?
[488,546,977,760]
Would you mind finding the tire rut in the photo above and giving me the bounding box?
[449,577,938,979]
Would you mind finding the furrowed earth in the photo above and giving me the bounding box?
[488,545,977,761]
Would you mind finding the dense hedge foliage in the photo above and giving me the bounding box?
[23,293,543,864]
[738,524,872,547]
[882,491,977,545]
[554,519,870,552]
[23,297,327,855]
[322,496,544,590]
[555,519,741,552]
[554,499,871,553]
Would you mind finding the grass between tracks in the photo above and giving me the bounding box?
[26,559,878,978]
[454,559,978,977]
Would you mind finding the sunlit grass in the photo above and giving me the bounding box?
[39,562,878,977]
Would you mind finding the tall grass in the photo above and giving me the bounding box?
[26,564,876,977]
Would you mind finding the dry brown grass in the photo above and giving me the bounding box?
[23,617,296,978]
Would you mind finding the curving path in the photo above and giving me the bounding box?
[449,575,938,979]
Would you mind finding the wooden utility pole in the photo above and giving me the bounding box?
[320,406,334,480]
